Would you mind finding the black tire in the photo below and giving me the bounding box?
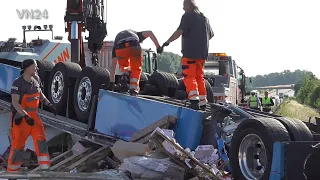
[230,118,291,180]
[147,71,179,96]
[47,62,82,115]
[176,78,214,103]
[140,72,148,82]
[74,66,110,123]
[205,80,214,103]
[36,60,54,97]
[275,117,313,141]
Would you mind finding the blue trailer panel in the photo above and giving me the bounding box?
[0,64,20,94]
[94,90,204,150]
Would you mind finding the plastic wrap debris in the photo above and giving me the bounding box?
[119,156,185,180]
[151,128,177,155]
[194,145,220,167]
[72,141,86,154]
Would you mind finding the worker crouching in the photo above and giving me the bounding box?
[109,29,162,96]
[7,59,57,172]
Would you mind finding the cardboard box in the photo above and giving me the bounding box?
[111,141,152,162]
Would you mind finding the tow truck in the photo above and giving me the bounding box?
[0,0,318,179]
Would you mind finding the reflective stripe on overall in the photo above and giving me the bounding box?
[115,41,142,92]
[181,58,207,106]
[7,92,50,172]
[250,96,258,108]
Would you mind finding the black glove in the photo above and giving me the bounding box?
[23,115,35,126]
[156,46,163,54]
[48,103,57,116]
[162,42,170,47]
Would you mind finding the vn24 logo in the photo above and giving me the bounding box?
[16,9,49,20]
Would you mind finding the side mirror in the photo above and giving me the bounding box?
[249,77,252,83]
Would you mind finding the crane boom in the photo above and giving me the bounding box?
[64,0,107,67]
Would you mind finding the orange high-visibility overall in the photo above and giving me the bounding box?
[7,92,50,172]
[116,42,143,92]
[181,57,207,106]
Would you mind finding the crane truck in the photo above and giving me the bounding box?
[0,0,318,179]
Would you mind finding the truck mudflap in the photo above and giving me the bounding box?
[270,141,320,180]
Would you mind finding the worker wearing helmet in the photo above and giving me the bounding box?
[161,0,214,110]
[109,29,162,96]
[8,59,57,172]
[261,91,274,112]
[247,91,261,110]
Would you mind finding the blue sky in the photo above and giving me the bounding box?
[1,0,320,77]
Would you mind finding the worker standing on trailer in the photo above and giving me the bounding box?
[247,92,261,110]
[109,29,162,96]
[161,0,214,110]
[261,91,274,112]
[7,59,57,172]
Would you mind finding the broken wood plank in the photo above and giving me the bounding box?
[66,146,110,172]
[0,171,121,179]
[50,148,90,171]
[31,149,73,172]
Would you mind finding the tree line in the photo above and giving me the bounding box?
[295,74,320,109]
[248,70,313,88]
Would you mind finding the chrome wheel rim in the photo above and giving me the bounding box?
[238,133,267,180]
[51,71,64,103]
[77,77,92,111]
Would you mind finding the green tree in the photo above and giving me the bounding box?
[157,52,181,73]
[296,74,320,108]
[249,69,313,87]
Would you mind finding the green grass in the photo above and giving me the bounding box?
[275,100,319,122]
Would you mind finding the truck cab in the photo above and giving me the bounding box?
[204,53,238,105]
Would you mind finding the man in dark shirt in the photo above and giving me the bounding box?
[8,59,56,172]
[109,29,162,95]
[162,0,214,110]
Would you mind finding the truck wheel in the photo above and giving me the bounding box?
[275,117,313,141]
[47,62,82,115]
[230,118,291,180]
[205,79,214,103]
[36,60,54,97]
[74,66,110,123]
[139,72,148,89]
[147,71,179,96]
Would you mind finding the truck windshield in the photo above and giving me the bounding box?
[204,67,219,76]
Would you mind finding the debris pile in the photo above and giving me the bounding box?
[0,127,233,179]
[111,127,232,180]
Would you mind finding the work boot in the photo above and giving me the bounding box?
[129,89,138,96]
[119,74,129,93]
[200,105,206,111]
[188,100,200,110]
